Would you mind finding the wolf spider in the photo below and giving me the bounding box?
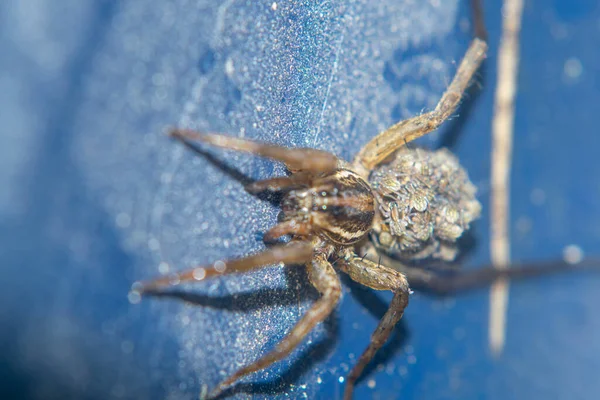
[131,16,593,400]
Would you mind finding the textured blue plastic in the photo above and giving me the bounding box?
[1,0,600,399]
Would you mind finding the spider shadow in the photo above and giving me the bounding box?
[177,137,283,206]
[147,263,340,398]
[216,313,339,399]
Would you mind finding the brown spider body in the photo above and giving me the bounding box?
[280,168,375,246]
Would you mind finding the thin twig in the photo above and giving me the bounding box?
[489,0,524,355]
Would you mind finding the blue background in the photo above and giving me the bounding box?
[2,0,600,399]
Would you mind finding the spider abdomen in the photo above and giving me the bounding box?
[282,169,375,245]
[369,148,482,261]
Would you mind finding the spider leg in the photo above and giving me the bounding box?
[263,220,313,243]
[352,38,488,173]
[169,128,339,174]
[471,0,488,40]
[208,254,342,399]
[131,241,313,294]
[387,255,600,296]
[337,256,410,400]
[245,173,312,193]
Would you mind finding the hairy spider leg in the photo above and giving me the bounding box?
[371,251,600,296]
[263,220,313,243]
[131,241,313,294]
[209,253,342,399]
[337,256,410,400]
[352,38,488,174]
[245,172,312,193]
[169,128,339,174]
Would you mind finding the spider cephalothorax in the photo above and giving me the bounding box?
[132,38,488,400]
[277,168,375,246]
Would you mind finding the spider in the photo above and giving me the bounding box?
[130,7,592,400]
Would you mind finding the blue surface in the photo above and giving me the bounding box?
[2,0,600,399]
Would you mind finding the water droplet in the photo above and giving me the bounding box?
[115,212,131,228]
[193,268,207,280]
[121,340,135,354]
[148,237,160,251]
[214,260,226,273]
[158,262,170,274]
[563,244,584,265]
[128,291,141,304]
[169,274,181,285]
[564,57,583,81]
